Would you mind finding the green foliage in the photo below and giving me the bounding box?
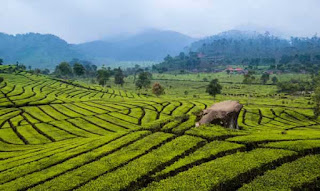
[239,155,320,190]
[70,59,97,77]
[135,71,152,90]
[260,72,270,84]
[271,76,278,84]
[154,52,200,71]
[114,67,125,86]
[33,68,41,75]
[154,141,245,177]
[73,63,85,76]
[206,79,222,98]
[277,78,313,93]
[143,149,296,191]
[227,128,320,144]
[77,135,205,191]
[243,70,256,84]
[0,133,131,190]
[55,62,73,77]
[261,140,320,152]
[0,69,319,190]
[186,125,246,140]
[27,131,153,191]
[41,68,50,75]
[16,64,26,71]
[97,66,111,86]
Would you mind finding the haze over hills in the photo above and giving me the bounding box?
[154,30,320,72]
[188,29,320,57]
[0,29,196,69]
[1,28,320,70]
[76,29,196,61]
[0,33,79,69]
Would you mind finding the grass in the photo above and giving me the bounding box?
[76,135,205,191]
[0,66,319,190]
[142,149,297,191]
[153,140,245,178]
[239,154,320,190]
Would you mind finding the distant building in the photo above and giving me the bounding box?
[197,53,205,58]
[225,67,245,74]
[226,67,234,72]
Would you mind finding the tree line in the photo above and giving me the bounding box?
[153,32,320,73]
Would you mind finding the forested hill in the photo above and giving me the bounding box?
[0,33,79,69]
[189,30,320,59]
[153,30,320,72]
[0,29,195,69]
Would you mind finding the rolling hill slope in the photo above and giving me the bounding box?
[0,66,319,190]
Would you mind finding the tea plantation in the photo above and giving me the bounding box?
[0,66,320,190]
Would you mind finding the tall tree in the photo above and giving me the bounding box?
[0,58,3,65]
[260,73,270,84]
[55,62,73,77]
[97,66,111,86]
[272,76,278,85]
[73,63,85,76]
[16,64,26,71]
[114,67,125,86]
[41,69,50,75]
[206,79,222,99]
[135,72,152,90]
[133,65,143,83]
[34,68,41,75]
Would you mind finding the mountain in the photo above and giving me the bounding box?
[188,30,276,51]
[154,30,320,72]
[76,29,196,61]
[0,33,80,69]
[188,30,293,57]
[0,29,195,69]
[189,30,320,58]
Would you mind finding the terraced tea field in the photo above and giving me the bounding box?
[1,70,320,190]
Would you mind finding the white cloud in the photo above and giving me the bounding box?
[0,0,319,43]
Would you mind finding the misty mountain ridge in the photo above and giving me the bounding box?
[76,29,196,61]
[0,32,79,69]
[155,29,320,72]
[188,30,285,51]
[1,29,318,69]
[0,29,196,68]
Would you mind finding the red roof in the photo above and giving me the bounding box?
[197,53,205,58]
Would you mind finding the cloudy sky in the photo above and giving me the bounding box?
[1,0,320,43]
